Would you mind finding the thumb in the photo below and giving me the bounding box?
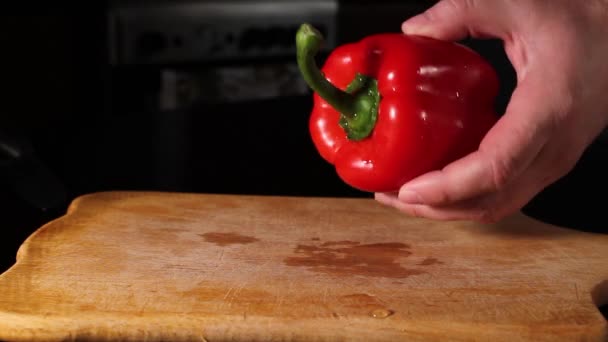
[403,0,506,41]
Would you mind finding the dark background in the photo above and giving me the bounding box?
[0,1,606,319]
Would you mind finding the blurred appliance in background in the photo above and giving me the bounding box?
[105,1,350,196]
[109,1,338,66]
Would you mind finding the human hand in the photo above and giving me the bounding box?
[375,0,608,222]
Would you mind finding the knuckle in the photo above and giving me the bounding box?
[489,156,514,192]
[407,205,422,219]
[434,185,452,205]
[445,0,471,12]
[446,0,480,15]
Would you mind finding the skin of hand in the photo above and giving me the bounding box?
[375,0,608,222]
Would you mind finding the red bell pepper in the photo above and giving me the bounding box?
[296,23,499,193]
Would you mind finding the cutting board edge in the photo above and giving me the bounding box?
[5,190,380,268]
[2,191,125,278]
[11,193,86,267]
[0,310,606,342]
[60,190,377,204]
[59,189,608,232]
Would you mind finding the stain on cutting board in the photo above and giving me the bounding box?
[199,232,259,246]
[284,240,440,279]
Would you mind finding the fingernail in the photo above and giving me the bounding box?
[398,190,423,204]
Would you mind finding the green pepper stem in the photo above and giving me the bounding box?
[296,23,381,141]
[296,23,357,117]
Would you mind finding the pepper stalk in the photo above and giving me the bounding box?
[296,23,380,141]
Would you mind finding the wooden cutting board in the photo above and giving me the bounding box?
[0,191,606,342]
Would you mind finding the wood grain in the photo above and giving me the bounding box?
[0,191,606,342]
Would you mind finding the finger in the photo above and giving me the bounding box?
[374,192,398,208]
[397,77,551,207]
[402,0,509,41]
[392,133,583,222]
[391,181,535,223]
